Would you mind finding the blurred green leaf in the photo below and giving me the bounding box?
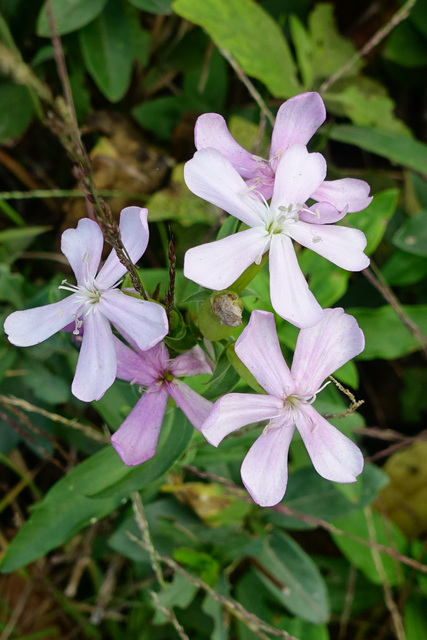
[405,594,427,640]
[0,264,24,307]
[349,305,427,360]
[300,251,350,307]
[0,81,35,142]
[0,226,51,264]
[392,209,427,256]
[382,250,427,286]
[289,14,313,89]
[332,507,408,586]
[37,0,108,36]
[127,0,173,13]
[153,573,198,623]
[348,188,399,255]
[173,548,220,585]
[173,0,301,98]
[79,0,133,102]
[383,19,427,68]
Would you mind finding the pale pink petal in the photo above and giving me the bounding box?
[201,393,284,446]
[298,202,348,225]
[61,219,103,286]
[99,289,168,352]
[111,387,169,466]
[296,404,364,483]
[167,380,212,431]
[170,345,213,378]
[292,308,365,396]
[235,310,294,397]
[311,179,372,213]
[241,421,295,507]
[270,92,326,159]
[97,207,149,288]
[288,221,369,271]
[4,295,82,347]
[269,234,323,328]
[184,227,268,290]
[194,113,258,178]
[113,337,160,385]
[270,145,326,210]
[72,310,116,402]
[184,149,267,227]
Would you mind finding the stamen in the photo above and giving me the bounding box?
[72,318,83,335]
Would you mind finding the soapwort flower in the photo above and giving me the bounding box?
[201,309,365,507]
[4,208,168,402]
[184,144,371,328]
[111,340,213,466]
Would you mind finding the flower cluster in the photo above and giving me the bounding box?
[3,92,371,507]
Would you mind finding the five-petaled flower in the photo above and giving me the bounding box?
[184,144,371,328]
[201,308,365,507]
[4,207,168,402]
[111,340,213,466]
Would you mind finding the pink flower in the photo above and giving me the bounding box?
[184,145,370,328]
[111,340,213,466]
[201,309,365,507]
[195,92,327,201]
[4,208,168,402]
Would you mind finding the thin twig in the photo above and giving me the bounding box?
[320,0,417,92]
[149,591,191,640]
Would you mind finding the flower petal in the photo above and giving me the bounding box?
[184,227,268,290]
[97,207,149,288]
[296,404,364,483]
[72,310,116,402]
[113,337,162,385]
[4,295,82,347]
[298,202,348,225]
[167,380,213,431]
[288,221,369,271]
[99,289,168,352]
[195,113,258,178]
[170,345,213,378]
[201,393,284,446]
[292,308,365,395]
[61,218,104,286]
[184,148,267,227]
[241,421,295,507]
[270,144,326,210]
[311,179,372,213]
[270,92,326,159]
[111,387,169,466]
[269,234,323,328]
[235,310,294,397]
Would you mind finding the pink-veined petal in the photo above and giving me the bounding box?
[241,420,295,507]
[184,149,267,227]
[113,336,161,385]
[170,345,213,378]
[97,207,149,288]
[270,145,326,210]
[111,387,169,466]
[167,380,213,431]
[292,308,365,395]
[298,202,348,225]
[269,234,323,328]
[288,221,369,271]
[72,310,116,402]
[296,404,364,483]
[201,393,284,446]
[235,310,294,397]
[61,218,104,286]
[4,295,82,347]
[195,113,258,178]
[184,227,268,290]
[270,92,326,159]
[311,179,373,213]
[99,289,168,352]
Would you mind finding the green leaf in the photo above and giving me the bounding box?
[172,0,301,98]
[383,20,427,68]
[349,305,427,360]
[392,210,427,256]
[247,531,329,623]
[289,15,313,90]
[79,0,133,102]
[300,251,350,307]
[328,125,427,174]
[37,0,108,36]
[382,251,427,286]
[0,82,35,142]
[405,594,427,640]
[348,188,399,255]
[127,0,173,14]
[332,507,408,586]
